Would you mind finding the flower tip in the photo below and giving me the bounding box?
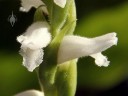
[95,60,110,67]
[20,7,27,12]
[54,0,66,8]
[111,32,117,36]
[28,69,33,72]
[21,49,44,72]
[102,32,118,47]
[91,53,110,67]
[20,0,45,12]
[26,65,35,72]
[109,32,118,46]
[113,37,118,45]
[17,35,26,43]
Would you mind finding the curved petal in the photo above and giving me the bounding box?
[90,53,110,67]
[15,90,44,96]
[17,22,51,72]
[20,0,45,12]
[17,22,51,50]
[58,32,118,64]
[20,48,44,72]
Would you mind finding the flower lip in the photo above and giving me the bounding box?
[90,52,110,67]
[17,21,51,72]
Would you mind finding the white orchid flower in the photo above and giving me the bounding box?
[20,0,48,13]
[54,0,66,8]
[15,90,44,96]
[58,32,118,67]
[17,22,51,72]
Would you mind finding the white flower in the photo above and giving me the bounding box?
[54,0,66,8]
[20,0,47,13]
[17,22,51,72]
[15,90,44,96]
[58,32,118,67]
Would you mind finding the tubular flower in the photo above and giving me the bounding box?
[17,22,51,72]
[20,0,45,12]
[15,90,44,96]
[58,32,118,67]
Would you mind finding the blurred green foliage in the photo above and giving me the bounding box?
[75,2,128,90]
[0,51,39,96]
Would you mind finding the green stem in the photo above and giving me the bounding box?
[38,0,77,96]
[39,59,57,96]
[55,60,77,96]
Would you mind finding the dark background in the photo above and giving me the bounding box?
[0,0,128,96]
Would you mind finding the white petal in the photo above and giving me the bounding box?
[15,90,44,96]
[20,48,44,72]
[17,22,51,50]
[20,0,44,12]
[17,22,51,72]
[58,32,118,64]
[90,53,110,67]
[54,0,66,8]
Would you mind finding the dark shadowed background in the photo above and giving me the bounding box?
[0,0,128,96]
